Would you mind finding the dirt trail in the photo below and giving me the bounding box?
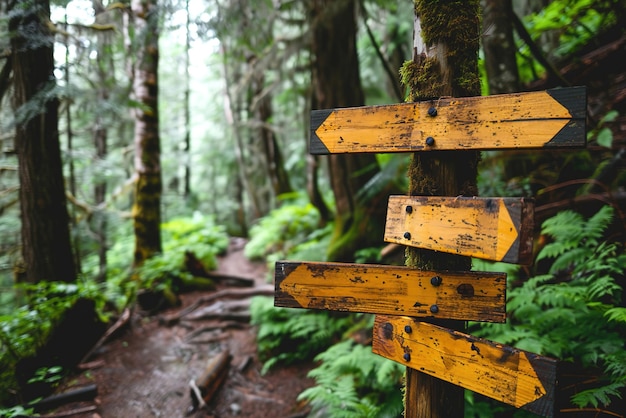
[54,238,313,418]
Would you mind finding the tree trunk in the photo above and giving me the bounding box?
[402,1,482,416]
[183,0,191,198]
[92,0,111,280]
[131,0,162,266]
[307,0,383,262]
[252,70,293,198]
[482,0,520,94]
[9,0,77,283]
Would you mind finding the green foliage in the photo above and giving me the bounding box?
[588,110,619,149]
[245,198,323,262]
[0,279,106,405]
[299,339,404,418]
[474,206,626,408]
[525,0,617,58]
[89,214,229,309]
[250,296,355,373]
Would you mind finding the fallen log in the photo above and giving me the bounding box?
[32,384,98,413]
[188,350,232,413]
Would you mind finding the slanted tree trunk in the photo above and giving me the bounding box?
[131,0,162,266]
[401,1,482,416]
[9,0,77,283]
[307,0,383,262]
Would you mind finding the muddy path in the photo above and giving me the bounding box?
[53,238,313,418]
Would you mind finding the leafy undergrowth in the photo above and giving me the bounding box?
[0,214,229,414]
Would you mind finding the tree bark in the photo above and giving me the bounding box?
[307,0,383,262]
[402,1,482,416]
[131,0,162,266]
[9,0,77,283]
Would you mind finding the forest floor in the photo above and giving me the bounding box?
[50,238,314,418]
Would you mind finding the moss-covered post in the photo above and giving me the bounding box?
[400,1,481,416]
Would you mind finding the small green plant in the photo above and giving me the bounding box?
[0,404,37,418]
[250,296,356,373]
[474,205,626,409]
[27,366,63,385]
[299,339,404,418]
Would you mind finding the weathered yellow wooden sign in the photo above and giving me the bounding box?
[310,86,586,154]
[372,315,557,417]
[274,261,506,322]
[384,196,534,264]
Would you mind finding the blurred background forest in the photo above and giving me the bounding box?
[1,0,625,416]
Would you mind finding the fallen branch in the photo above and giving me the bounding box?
[39,405,98,418]
[188,350,232,413]
[33,384,98,413]
[161,284,274,326]
[80,308,131,364]
[184,321,249,342]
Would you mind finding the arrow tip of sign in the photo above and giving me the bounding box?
[547,86,587,119]
[310,109,333,154]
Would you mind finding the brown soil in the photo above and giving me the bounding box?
[50,238,314,418]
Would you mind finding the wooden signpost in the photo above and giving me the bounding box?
[310,87,586,154]
[373,316,557,417]
[384,196,534,264]
[274,85,586,418]
[275,261,506,322]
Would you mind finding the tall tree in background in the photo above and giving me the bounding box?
[307,0,383,262]
[130,0,162,266]
[9,0,77,283]
[482,0,520,94]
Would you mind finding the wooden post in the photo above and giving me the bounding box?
[402,1,482,416]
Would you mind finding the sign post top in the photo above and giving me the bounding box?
[310,86,586,154]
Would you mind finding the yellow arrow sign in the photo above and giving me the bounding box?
[373,316,557,417]
[310,86,586,154]
[384,196,534,264]
[274,261,506,322]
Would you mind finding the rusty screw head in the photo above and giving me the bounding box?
[430,276,442,287]
[427,107,437,117]
[404,325,412,334]
[430,304,439,314]
[403,353,411,362]
[426,136,435,146]
[403,231,411,240]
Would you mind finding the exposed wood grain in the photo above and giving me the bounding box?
[310,87,586,154]
[373,315,557,417]
[384,196,534,264]
[274,261,506,322]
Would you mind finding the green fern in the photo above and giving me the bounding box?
[475,205,626,409]
[299,339,404,418]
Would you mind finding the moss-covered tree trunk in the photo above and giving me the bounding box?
[307,0,384,262]
[10,0,77,283]
[401,1,481,416]
[131,0,162,266]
